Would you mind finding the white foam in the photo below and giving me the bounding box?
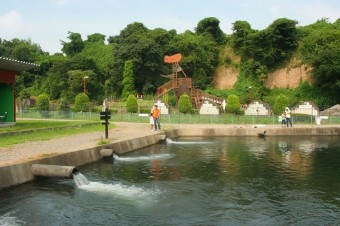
[0,212,25,226]
[78,182,161,201]
[73,172,90,186]
[166,138,211,144]
[113,153,173,162]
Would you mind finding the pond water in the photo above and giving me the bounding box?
[1,136,340,225]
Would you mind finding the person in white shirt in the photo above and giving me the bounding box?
[285,107,292,127]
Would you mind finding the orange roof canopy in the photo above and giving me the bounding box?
[164,53,182,64]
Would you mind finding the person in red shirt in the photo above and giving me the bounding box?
[151,105,161,130]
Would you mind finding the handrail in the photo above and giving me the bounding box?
[195,89,224,105]
[155,80,176,98]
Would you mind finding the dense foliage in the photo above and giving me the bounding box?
[178,94,192,114]
[226,94,241,114]
[74,93,90,112]
[121,60,135,98]
[272,94,289,115]
[36,94,50,111]
[126,94,138,113]
[1,17,340,111]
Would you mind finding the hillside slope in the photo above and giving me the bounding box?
[214,55,313,90]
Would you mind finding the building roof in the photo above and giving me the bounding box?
[0,56,39,72]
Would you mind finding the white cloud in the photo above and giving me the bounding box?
[53,0,75,6]
[0,10,25,33]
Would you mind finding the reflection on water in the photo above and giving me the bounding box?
[1,136,340,225]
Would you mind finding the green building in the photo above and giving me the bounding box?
[0,57,38,124]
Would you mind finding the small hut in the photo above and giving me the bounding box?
[0,57,38,124]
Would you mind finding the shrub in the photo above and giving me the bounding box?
[36,94,50,111]
[36,94,50,118]
[226,94,241,114]
[58,98,71,118]
[178,94,192,114]
[126,94,138,113]
[272,94,289,115]
[74,93,90,112]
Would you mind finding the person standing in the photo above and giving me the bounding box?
[285,107,292,127]
[149,112,154,131]
[151,104,161,130]
[281,111,286,128]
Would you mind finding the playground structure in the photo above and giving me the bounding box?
[155,53,224,109]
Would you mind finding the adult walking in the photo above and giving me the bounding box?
[285,107,293,127]
[151,104,161,130]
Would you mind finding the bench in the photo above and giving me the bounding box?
[0,112,8,123]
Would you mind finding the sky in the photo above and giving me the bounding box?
[1,0,339,54]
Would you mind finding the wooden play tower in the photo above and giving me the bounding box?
[155,53,224,109]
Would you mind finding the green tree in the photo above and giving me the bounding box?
[226,94,240,114]
[121,60,135,98]
[178,93,192,114]
[36,93,50,117]
[108,22,164,96]
[300,20,340,104]
[19,89,31,100]
[168,31,219,89]
[232,18,298,68]
[74,93,90,112]
[61,32,84,56]
[86,33,106,44]
[272,94,289,115]
[36,94,50,111]
[126,94,138,113]
[196,17,225,43]
[231,20,254,55]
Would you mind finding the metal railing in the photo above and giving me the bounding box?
[16,110,340,125]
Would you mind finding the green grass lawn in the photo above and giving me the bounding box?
[0,120,112,148]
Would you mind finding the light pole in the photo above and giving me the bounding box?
[83,76,89,94]
[248,86,252,102]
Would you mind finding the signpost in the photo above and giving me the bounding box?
[100,99,110,139]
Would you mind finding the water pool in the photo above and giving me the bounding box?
[1,136,340,225]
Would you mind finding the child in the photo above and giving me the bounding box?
[150,113,154,131]
[281,111,286,128]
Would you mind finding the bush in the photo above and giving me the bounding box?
[272,94,289,115]
[58,98,71,118]
[226,94,241,114]
[178,94,192,114]
[126,94,138,113]
[36,94,50,117]
[36,94,50,111]
[74,93,90,112]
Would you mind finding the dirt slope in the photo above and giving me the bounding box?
[214,58,313,90]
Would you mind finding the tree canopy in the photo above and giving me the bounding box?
[1,16,340,109]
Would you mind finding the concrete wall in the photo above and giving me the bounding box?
[0,133,165,189]
[167,127,340,137]
[1,127,340,189]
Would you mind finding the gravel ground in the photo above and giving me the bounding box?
[0,122,164,166]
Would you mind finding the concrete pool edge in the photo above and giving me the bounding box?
[1,126,340,189]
